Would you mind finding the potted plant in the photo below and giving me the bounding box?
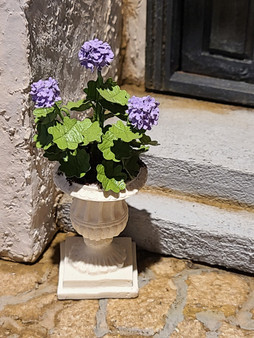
[30,38,159,299]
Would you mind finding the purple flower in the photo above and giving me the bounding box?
[78,38,114,71]
[127,96,160,130]
[30,77,61,108]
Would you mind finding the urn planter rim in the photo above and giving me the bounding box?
[53,163,147,202]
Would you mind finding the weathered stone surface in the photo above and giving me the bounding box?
[57,194,74,232]
[0,233,69,299]
[107,277,177,336]
[170,319,207,338]
[184,272,250,318]
[0,0,58,264]
[146,256,187,277]
[1,233,254,337]
[0,318,47,338]
[195,310,225,331]
[122,0,146,86]
[25,0,123,100]
[125,191,254,273]
[0,261,47,297]
[51,300,99,337]
[0,293,57,322]
[124,86,254,207]
[218,322,254,337]
[0,0,123,263]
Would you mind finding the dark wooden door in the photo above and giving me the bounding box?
[146,0,254,106]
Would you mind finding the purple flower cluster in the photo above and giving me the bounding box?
[78,38,114,71]
[126,95,159,130]
[30,77,61,108]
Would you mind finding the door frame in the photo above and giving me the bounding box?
[145,0,254,106]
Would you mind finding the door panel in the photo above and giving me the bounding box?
[181,0,254,83]
[146,0,254,106]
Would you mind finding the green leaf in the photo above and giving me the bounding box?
[110,121,141,142]
[101,78,117,90]
[65,99,93,112]
[98,129,118,161]
[96,164,126,193]
[98,121,141,162]
[123,156,140,179]
[44,145,67,161]
[48,117,102,150]
[84,80,97,101]
[97,86,130,106]
[33,106,58,125]
[48,117,83,150]
[140,134,159,146]
[103,160,127,181]
[59,148,90,178]
[111,140,133,160]
[34,123,53,149]
[82,120,102,145]
[100,99,128,118]
[33,107,54,118]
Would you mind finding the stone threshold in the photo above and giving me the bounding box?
[124,85,254,206]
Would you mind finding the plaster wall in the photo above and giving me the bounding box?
[121,0,146,86]
[0,0,122,262]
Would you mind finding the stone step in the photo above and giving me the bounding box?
[125,86,254,206]
[124,190,254,273]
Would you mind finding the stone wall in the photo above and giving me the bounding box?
[0,0,122,262]
[121,0,146,86]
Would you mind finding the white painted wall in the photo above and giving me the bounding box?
[0,0,122,262]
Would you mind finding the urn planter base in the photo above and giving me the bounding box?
[57,236,138,299]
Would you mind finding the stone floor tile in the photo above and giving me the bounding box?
[0,293,57,323]
[218,322,254,337]
[0,261,44,297]
[1,232,254,337]
[170,319,207,338]
[107,277,177,336]
[0,317,47,337]
[104,335,152,338]
[140,255,188,278]
[50,300,99,338]
[183,271,250,318]
[0,233,68,298]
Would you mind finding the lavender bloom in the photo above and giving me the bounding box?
[30,77,61,108]
[127,96,160,130]
[78,38,114,71]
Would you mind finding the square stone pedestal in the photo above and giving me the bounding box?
[57,236,138,299]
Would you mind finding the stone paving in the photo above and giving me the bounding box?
[0,232,254,337]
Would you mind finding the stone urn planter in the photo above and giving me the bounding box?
[54,164,147,299]
[29,38,159,299]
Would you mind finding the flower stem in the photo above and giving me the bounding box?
[95,70,104,128]
[58,110,65,121]
[61,107,70,117]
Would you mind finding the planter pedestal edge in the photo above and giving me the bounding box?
[57,237,138,299]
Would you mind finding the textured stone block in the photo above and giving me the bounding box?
[0,0,122,262]
[122,87,254,206]
[124,192,254,273]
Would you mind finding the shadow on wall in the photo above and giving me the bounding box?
[123,206,161,255]
[123,205,163,273]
